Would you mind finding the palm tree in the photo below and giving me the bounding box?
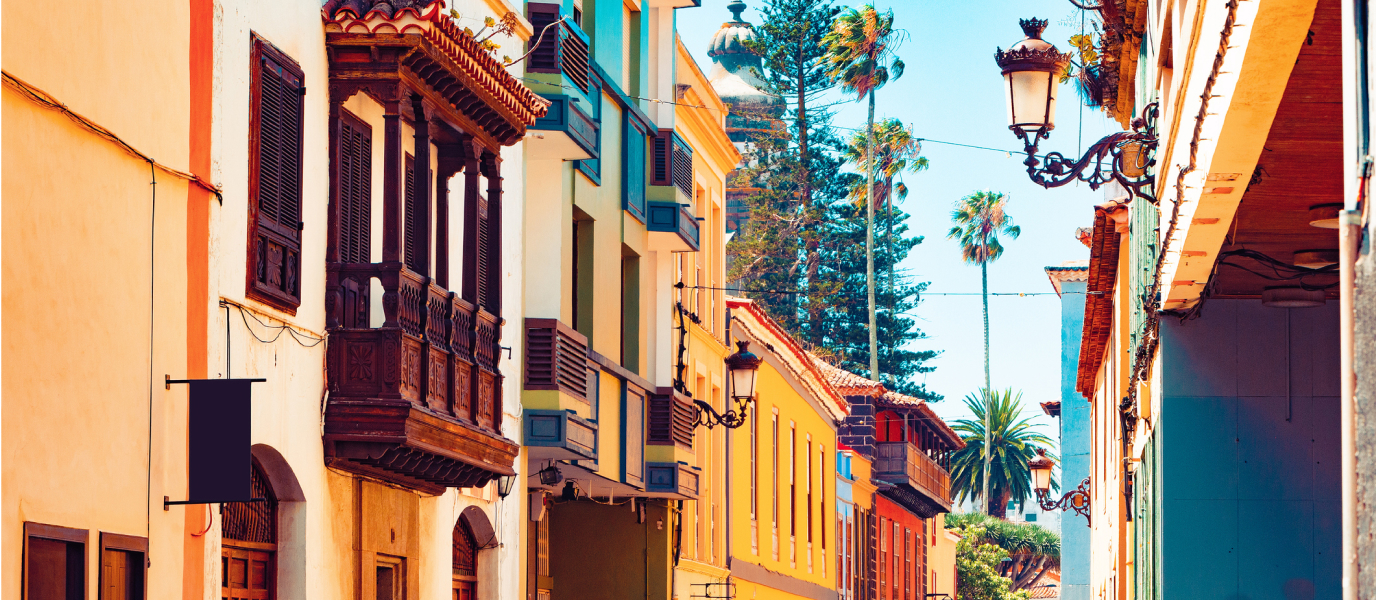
[823,5,905,384]
[948,190,1020,512]
[948,389,1053,518]
[843,119,929,307]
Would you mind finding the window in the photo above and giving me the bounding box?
[223,460,277,599]
[335,108,372,265]
[622,115,648,221]
[24,522,86,600]
[893,523,901,599]
[878,517,886,598]
[772,409,780,560]
[789,423,796,540]
[904,529,911,600]
[374,556,404,600]
[750,408,759,554]
[620,251,640,372]
[100,533,147,600]
[247,33,305,314]
[806,437,813,544]
[819,448,826,553]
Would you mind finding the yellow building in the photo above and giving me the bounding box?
[669,35,743,600]
[726,298,848,600]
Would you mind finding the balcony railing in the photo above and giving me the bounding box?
[646,201,700,252]
[874,441,953,514]
[323,261,515,495]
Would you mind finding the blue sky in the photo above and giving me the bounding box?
[676,0,1115,437]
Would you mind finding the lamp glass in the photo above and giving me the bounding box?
[1005,70,1057,131]
[730,364,757,401]
[1031,462,1052,492]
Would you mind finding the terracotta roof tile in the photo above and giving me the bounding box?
[1075,202,1126,399]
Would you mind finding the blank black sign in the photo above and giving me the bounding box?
[188,379,253,503]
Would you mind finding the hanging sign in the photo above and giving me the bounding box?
[164,377,265,507]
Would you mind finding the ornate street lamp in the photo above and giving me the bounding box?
[695,341,763,429]
[1028,448,1092,525]
[496,474,516,499]
[995,18,1159,203]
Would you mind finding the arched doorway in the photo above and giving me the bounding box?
[452,516,479,600]
[223,459,277,600]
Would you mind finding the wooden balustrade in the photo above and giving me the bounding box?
[874,441,953,511]
[324,261,512,494]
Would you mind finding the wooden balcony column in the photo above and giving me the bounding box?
[482,150,503,313]
[410,94,432,278]
[381,85,406,328]
[460,138,483,307]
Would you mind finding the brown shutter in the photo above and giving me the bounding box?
[651,131,670,186]
[404,154,417,268]
[337,110,372,264]
[247,33,305,314]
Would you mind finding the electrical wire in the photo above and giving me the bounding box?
[3,70,222,199]
[221,300,325,347]
[679,283,1104,296]
[146,161,156,539]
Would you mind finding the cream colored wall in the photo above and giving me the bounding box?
[2,0,194,597]
[207,2,530,600]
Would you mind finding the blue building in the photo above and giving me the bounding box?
[1046,257,1090,600]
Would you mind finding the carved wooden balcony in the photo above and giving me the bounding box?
[324,262,516,495]
[873,441,953,518]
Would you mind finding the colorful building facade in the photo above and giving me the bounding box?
[1057,0,1346,596]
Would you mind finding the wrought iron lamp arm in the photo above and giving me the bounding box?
[692,398,749,430]
[1037,476,1093,526]
[1015,102,1160,203]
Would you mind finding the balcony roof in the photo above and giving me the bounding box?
[808,352,963,451]
[322,0,549,147]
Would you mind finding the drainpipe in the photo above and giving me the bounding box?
[1340,0,1361,592]
[1340,205,1359,600]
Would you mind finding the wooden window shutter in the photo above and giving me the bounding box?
[336,109,372,264]
[651,131,670,187]
[24,523,87,600]
[404,154,418,269]
[247,33,305,314]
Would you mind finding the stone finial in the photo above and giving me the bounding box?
[728,0,747,22]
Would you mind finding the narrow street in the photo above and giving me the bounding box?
[1,0,1368,599]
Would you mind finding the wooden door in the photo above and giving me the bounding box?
[222,546,273,600]
[452,580,475,600]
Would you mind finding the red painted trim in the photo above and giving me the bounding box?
[184,0,213,596]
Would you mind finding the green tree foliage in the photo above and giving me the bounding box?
[948,389,1055,517]
[727,0,939,400]
[823,4,906,385]
[946,513,1061,592]
[821,189,939,400]
[949,523,1032,600]
[732,0,844,342]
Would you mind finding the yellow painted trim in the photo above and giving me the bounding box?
[678,559,731,579]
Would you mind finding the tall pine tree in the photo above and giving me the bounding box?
[726,0,940,400]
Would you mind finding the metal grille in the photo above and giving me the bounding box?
[223,462,277,545]
[453,520,477,577]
